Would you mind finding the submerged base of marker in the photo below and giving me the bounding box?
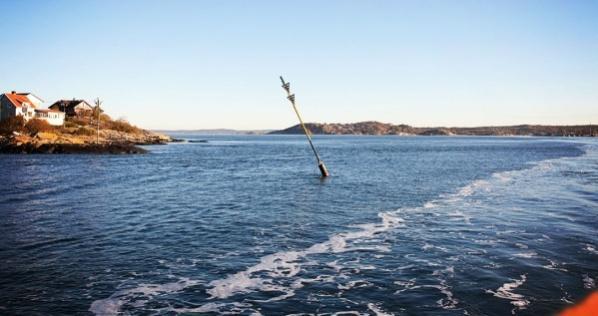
[318,162,330,177]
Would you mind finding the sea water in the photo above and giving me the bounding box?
[0,135,596,315]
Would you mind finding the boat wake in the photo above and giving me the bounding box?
[207,211,405,300]
[486,274,530,314]
[89,142,596,315]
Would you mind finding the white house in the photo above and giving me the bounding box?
[33,109,66,126]
[0,91,65,126]
[49,99,94,117]
[21,92,43,107]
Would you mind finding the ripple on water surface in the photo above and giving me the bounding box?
[0,136,596,315]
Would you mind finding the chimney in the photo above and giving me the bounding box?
[11,91,16,94]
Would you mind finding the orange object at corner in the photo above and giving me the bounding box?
[560,291,598,316]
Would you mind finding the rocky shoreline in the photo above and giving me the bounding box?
[0,130,171,154]
[0,142,148,154]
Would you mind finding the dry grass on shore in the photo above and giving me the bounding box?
[0,114,142,137]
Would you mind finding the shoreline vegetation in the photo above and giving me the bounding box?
[270,121,598,137]
[4,118,595,154]
[0,113,171,154]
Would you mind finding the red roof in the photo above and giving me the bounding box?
[3,92,36,109]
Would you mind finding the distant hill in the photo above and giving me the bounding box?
[270,121,598,137]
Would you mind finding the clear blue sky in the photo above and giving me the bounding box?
[1,0,597,130]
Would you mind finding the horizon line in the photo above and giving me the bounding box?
[152,121,598,132]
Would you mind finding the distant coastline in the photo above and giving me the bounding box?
[269,121,598,137]
[157,129,273,135]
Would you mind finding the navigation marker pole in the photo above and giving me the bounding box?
[280,76,330,177]
[95,98,102,144]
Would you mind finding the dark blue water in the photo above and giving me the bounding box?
[0,136,596,315]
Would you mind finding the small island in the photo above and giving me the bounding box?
[0,92,170,154]
[271,121,598,137]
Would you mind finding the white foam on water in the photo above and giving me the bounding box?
[405,255,443,267]
[447,210,472,224]
[422,179,489,210]
[513,251,537,259]
[422,243,434,250]
[493,172,513,182]
[585,244,598,255]
[394,282,458,309]
[424,201,437,208]
[327,260,343,272]
[543,259,568,272]
[486,274,529,313]
[431,267,458,309]
[358,264,377,270]
[474,238,498,245]
[416,167,528,230]
[433,266,455,276]
[394,278,416,289]
[367,303,395,316]
[422,242,450,252]
[206,211,405,299]
[582,274,595,289]
[331,312,368,316]
[166,302,255,314]
[456,179,489,197]
[338,280,373,290]
[251,286,297,303]
[392,265,458,309]
[436,281,459,309]
[296,274,338,286]
[89,277,200,316]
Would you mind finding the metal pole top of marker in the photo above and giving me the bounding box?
[280,76,329,177]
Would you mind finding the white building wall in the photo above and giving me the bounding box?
[35,111,65,126]
[46,112,65,126]
[19,104,36,120]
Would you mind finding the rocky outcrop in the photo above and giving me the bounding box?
[0,129,170,154]
[0,141,147,154]
[99,129,171,145]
